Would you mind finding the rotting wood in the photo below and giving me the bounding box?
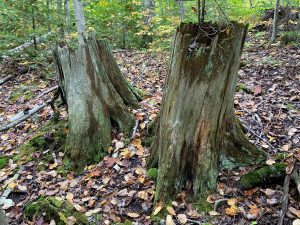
[54,37,138,167]
[149,22,266,202]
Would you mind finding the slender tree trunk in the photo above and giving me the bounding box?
[65,0,71,25]
[271,0,280,42]
[178,0,185,21]
[142,0,155,46]
[149,23,266,202]
[57,0,64,37]
[54,38,138,168]
[0,208,8,225]
[73,0,87,45]
[32,5,37,50]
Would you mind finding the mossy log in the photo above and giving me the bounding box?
[149,22,266,202]
[54,38,138,168]
[239,163,286,189]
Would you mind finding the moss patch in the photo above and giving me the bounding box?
[19,120,67,162]
[24,196,88,225]
[195,193,213,213]
[117,220,133,225]
[239,163,286,189]
[147,168,158,180]
[0,157,8,169]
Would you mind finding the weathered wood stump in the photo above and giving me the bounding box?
[54,38,139,168]
[149,22,266,202]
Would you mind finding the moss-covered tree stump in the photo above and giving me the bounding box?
[148,22,266,202]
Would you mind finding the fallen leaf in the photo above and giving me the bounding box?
[153,205,163,215]
[208,211,220,216]
[127,212,140,218]
[289,207,300,218]
[67,216,77,225]
[166,206,176,216]
[166,215,175,225]
[115,142,124,150]
[266,158,276,165]
[264,188,275,196]
[17,185,27,191]
[227,198,237,206]
[225,205,238,216]
[293,219,300,225]
[177,214,187,224]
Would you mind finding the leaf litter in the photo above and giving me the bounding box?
[0,32,299,224]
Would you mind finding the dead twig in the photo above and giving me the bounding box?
[37,85,59,98]
[130,120,139,140]
[278,173,291,225]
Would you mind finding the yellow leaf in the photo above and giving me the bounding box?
[153,206,163,215]
[49,162,58,169]
[166,206,176,216]
[177,214,187,224]
[166,215,176,225]
[227,198,237,206]
[225,205,238,216]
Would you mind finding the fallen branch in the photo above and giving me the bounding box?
[6,32,52,55]
[37,85,59,98]
[0,74,16,85]
[278,174,291,225]
[0,101,49,132]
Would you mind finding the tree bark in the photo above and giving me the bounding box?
[271,0,280,42]
[54,38,138,168]
[149,23,266,202]
[73,0,87,45]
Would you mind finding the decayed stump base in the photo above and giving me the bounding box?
[54,38,138,168]
[149,22,266,202]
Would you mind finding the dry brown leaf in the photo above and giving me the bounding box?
[289,207,300,218]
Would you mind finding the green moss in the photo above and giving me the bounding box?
[18,120,67,162]
[24,196,88,225]
[195,194,213,213]
[236,82,252,93]
[239,163,286,189]
[0,157,8,169]
[147,168,158,180]
[117,220,133,225]
[57,159,73,176]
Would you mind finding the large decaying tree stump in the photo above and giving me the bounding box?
[149,22,266,202]
[54,38,139,167]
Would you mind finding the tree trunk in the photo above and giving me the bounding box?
[271,0,280,42]
[149,23,266,202]
[0,208,8,225]
[178,0,185,21]
[73,0,87,45]
[54,38,138,168]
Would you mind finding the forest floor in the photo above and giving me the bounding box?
[0,32,299,225]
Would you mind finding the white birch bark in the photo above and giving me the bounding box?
[73,0,87,45]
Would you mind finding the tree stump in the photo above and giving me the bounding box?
[54,38,138,168]
[149,22,266,202]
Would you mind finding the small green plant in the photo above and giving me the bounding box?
[0,157,8,169]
